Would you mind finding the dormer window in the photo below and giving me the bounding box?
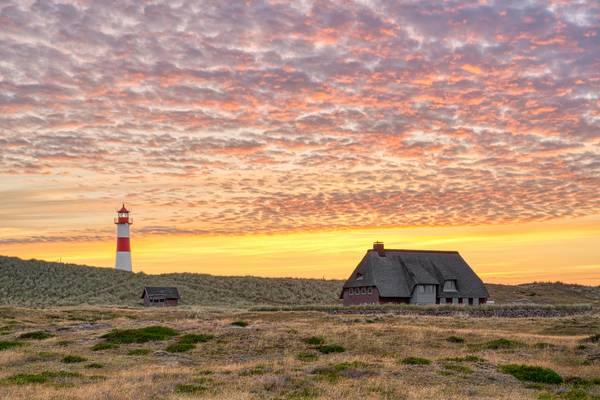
[356,272,364,281]
[443,280,457,292]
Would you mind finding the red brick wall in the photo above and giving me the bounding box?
[342,286,380,306]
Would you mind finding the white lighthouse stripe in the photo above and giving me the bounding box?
[116,252,132,272]
[117,224,130,237]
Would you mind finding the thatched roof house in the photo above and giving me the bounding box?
[340,242,488,305]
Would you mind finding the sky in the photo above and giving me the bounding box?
[0,0,599,284]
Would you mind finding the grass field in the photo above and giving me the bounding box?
[0,306,598,399]
[1,255,599,307]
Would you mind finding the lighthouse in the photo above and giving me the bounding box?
[114,204,133,272]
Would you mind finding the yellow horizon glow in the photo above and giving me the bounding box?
[2,215,599,285]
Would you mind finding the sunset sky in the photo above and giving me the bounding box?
[0,0,599,284]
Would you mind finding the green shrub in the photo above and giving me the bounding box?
[483,338,524,350]
[2,371,80,385]
[128,348,151,356]
[62,355,87,363]
[18,331,53,340]
[0,341,23,351]
[304,336,325,346]
[499,364,563,384]
[166,342,195,353]
[180,334,214,344]
[91,342,119,351]
[230,321,248,327]
[317,344,345,354]
[176,383,208,394]
[443,363,473,374]
[101,326,178,344]
[85,363,105,369]
[297,352,318,362]
[447,336,465,343]
[445,355,485,363]
[401,357,431,365]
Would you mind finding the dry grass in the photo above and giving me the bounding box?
[1,255,599,308]
[0,307,598,399]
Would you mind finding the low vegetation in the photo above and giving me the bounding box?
[317,344,345,354]
[18,331,53,340]
[499,364,564,384]
[401,357,432,365]
[482,338,524,350]
[2,371,80,385]
[62,355,87,363]
[101,326,178,344]
[127,348,151,356]
[0,306,598,399]
[0,341,23,351]
[2,256,599,307]
[230,320,248,327]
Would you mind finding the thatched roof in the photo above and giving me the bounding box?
[341,249,488,299]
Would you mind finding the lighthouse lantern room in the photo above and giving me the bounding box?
[114,204,133,272]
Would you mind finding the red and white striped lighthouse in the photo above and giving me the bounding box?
[114,204,133,272]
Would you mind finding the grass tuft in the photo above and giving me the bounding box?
[0,341,23,351]
[127,348,151,356]
[2,371,80,385]
[179,333,214,344]
[304,336,325,346]
[446,336,465,343]
[317,344,345,354]
[499,364,563,384]
[18,331,53,340]
[230,320,248,327]
[62,355,87,363]
[401,357,431,365]
[445,355,485,363]
[176,383,208,394]
[166,342,195,353]
[91,342,119,351]
[483,338,524,350]
[443,363,473,374]
[101,326,178,344]
[85,363,105,369]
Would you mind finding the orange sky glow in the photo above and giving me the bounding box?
[0,0,599,284]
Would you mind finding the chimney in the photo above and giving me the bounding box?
[373,241,385,256]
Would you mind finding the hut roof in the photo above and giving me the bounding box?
[340,249,488,299]
[141,286,180,299]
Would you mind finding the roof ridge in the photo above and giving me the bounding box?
[368,249,459,254]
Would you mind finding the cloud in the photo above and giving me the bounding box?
[0,0,598,244]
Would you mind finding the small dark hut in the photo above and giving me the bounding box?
[141,286,180,307]
[340,242,488,306]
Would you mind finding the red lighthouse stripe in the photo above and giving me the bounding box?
[117,237,130,252]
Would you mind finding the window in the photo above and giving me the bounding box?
[367,287,373,294]
[361,287,367,294]
[443,280,457,292]
[446,298,452,304]
[356,273,364,280]
[468,298,474,305]
[349,288,354,296]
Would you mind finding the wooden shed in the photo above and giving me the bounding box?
[141,286,180,307]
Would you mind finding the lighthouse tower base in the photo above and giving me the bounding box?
[116,252,132,272]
